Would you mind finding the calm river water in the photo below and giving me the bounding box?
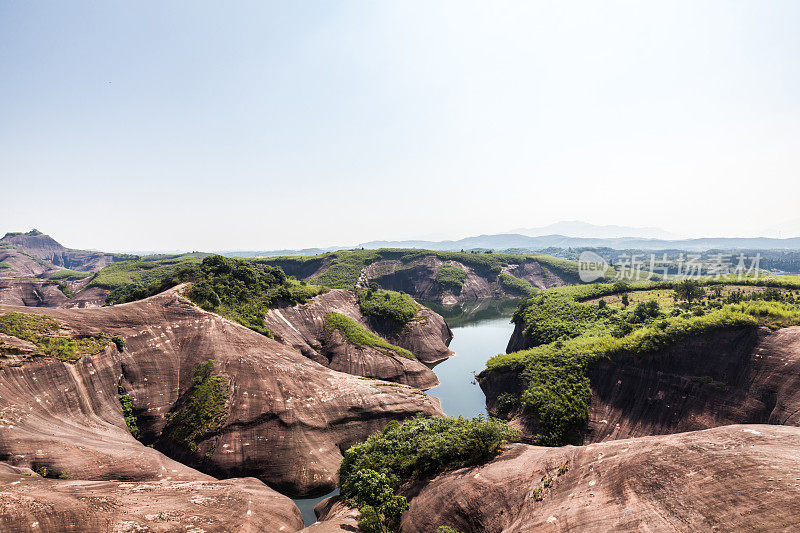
[293,299,516,526]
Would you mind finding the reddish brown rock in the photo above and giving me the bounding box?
[483,326,800,443]
[0,287,442,497]
[264,289,452,389]
[401,424,800,532]
[0,462,303,532]
[299,497,360,532]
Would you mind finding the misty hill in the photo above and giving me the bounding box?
[509,220,680,239]
[358,233,800,252]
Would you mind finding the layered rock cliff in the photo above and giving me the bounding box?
[0,287,442,499]
[482,325,800,443]
[263,289,453,389]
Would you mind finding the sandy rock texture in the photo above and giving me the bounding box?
[264,289,452,389]
[0,462,303,532]
[0,287,442,498]
[401,424,800,532]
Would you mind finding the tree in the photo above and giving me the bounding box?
[621,293,629,308]
[673,279,705,305]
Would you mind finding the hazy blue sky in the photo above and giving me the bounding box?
[2,1,799,251]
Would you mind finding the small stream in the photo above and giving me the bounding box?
[292,299,516,526]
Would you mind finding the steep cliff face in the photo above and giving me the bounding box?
[362,256,568,305]
[263,289,453,389]
[0,287,442,498]
[400,425,800,532]
[585,326,800,442]
[482,326,800,443]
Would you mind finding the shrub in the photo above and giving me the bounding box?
[118,385,140,438]
[435,264,467,293]
[358,289,417,325]
[163,360,230,453]
[340,416,518,532]
[324,312,413,359]
[111,336,126,352]
[498,273,535,296]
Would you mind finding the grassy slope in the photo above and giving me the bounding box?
[324,312,414,359]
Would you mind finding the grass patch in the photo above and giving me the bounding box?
[358,288,418,325]
[0,312,111,362]
[0,261,11,269]
[435,264,467,293]
[49,269,92,281]
[498,272,535,296]
[339,416,518,532]
[163,360,230,454]
[324,312,414,359]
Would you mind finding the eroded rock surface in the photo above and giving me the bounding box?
[0,462,303,532]
[401,425,800,532]
[0,287,442,498]
[483,326,800,443]
[264,289,452,389]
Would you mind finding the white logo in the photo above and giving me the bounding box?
[578,251,609,282]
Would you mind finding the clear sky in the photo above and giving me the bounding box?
[2,1,799,251]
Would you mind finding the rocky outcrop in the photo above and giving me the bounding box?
[264,290,452,389]
[0,462,303,532]
[0,231,118,272]
[401,424,800,532]
[585,326,800,442]
[299,497,360,532]
[482,326,800,443]
[0,287,443,498]
[0,277,106,308]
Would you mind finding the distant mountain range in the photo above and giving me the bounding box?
[508,221,682,240]
[356,234,800,252]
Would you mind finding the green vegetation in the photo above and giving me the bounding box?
[324,312,413,359]
[111,335,126,352]
[437,528,463,533]
[498,272,535,296]
[90,253,209,304]
[262,248,588,290]
[339,416,518,532]
[164,360,230,454]
[435,264,467,293]
[106,255,326,337]
[358,288,418,325]
[487,279,800,446]
[0,261,11,269]
[0,312,112,362]
[118,385,140,439]
[49,269,92,281]
[56,282,74,298]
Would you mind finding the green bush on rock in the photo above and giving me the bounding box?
[339,415,518,532]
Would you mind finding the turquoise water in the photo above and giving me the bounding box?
[292,301,515,525]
